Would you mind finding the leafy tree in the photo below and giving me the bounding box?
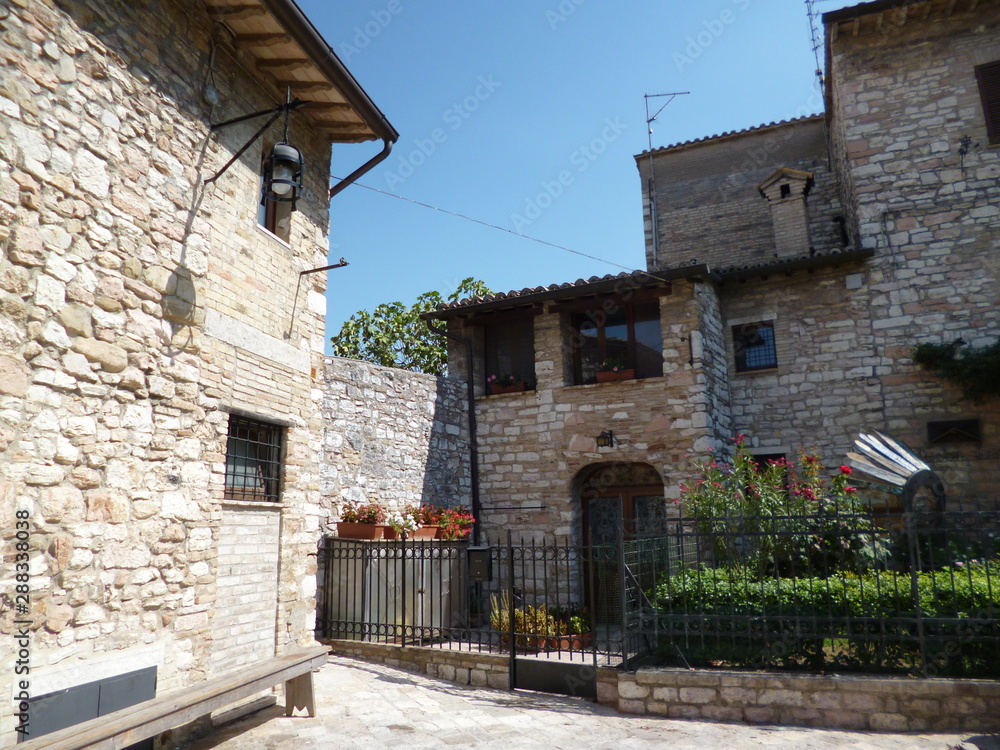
[330,277,491,374]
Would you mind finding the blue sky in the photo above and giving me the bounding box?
[295,0,857,351]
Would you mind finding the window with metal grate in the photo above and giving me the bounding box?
[224,414,284,502]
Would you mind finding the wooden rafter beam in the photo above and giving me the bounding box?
[272,80,332,94]
[233,33,291,47]
[299,101,351,112]
[257,58,313,73]
[211,4,266,20]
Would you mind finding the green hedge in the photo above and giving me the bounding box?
[653,562,999,619]
[649,562,1000,676]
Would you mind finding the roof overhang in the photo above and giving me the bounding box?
[203,0,398,144]
[423,265,709,321]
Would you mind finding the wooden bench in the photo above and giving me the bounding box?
[17,646,328,750]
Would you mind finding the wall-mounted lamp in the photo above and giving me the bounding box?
[205,88,305,211]
[596,430,616,448]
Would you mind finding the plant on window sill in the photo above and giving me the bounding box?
[912,339,1000,404]
[488,373,527,394]
[596,356,635,382]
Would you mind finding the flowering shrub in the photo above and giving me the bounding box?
[678,436,875,576]
[339,501,387,524]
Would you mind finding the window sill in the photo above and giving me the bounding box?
[734,367,778,377]
[255,222,291,248]
[566,375,662,388]
[222,498,284,510]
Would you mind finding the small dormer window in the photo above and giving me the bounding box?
[780,183,791,199]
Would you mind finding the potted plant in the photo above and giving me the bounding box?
[336,500,388,539]
[596,355,635,383]
[490,592,564,651]
[437,505,475,540]
[383,507,419,539]
[548,605,594,650]
[487,373,526,395]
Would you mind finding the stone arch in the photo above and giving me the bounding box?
[570,461,665,544]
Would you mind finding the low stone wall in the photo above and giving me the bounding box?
[327,641,1000,733]
[614,668,1000,733]
[326,640,509,691]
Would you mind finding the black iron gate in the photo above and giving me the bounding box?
[316,532,633,699]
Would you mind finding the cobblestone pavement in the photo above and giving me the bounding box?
[187,656,998,750]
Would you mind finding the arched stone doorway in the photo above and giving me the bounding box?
[572,461,667,545]
[572,462,667,622]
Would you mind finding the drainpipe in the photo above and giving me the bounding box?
[425,321,481,545]
[329,137,393,200]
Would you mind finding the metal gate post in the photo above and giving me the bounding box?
[507,530,516,690]
[617,524,629,671]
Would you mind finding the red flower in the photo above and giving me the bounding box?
[845,486,857,494]
[840,465,853,475]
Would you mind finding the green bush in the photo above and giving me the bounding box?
[650,561,1000,676]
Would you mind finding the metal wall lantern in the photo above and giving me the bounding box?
[596,430,616,448]
[260,142,304,208]
[205,88,305,212]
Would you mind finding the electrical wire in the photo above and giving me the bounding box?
[329,177,640,274]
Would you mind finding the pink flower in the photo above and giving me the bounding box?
[845,486,857,494]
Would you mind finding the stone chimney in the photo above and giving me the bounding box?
[758,167,814,258]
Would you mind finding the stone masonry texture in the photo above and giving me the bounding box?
[320,356,471,526]
[0,0,336,742]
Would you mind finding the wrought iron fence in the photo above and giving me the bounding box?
[316,534,627,666]
[624,505,1000,677]
[316,506,1000,678]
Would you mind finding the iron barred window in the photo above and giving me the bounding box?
[224,414,284,502]
[733,321,777,372]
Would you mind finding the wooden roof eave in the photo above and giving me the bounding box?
[203,0,397,145]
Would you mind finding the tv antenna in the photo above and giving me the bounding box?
[644,91,689,267]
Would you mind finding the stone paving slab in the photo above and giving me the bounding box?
[186,656,999,749]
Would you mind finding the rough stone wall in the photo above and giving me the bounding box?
[0,0,331,738]
[447,281,719,542]
[719,262,882,463]
[637,117,844,271]
[320,357,471,524]
[826,4,1000,507]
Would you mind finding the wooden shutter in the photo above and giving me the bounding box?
[975,60,1000,145]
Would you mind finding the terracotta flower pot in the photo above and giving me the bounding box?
[336,522,385,540]
[489,382,526,395]
[546,632,594,651]
[408,525,440,540]
[596,369,635,383]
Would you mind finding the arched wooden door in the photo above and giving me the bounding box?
[574,463,666,622]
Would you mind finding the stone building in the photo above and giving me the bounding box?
[426,0,1000,549]
[0,0,394,743]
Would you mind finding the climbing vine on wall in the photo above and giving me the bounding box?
[911,340,1000,404]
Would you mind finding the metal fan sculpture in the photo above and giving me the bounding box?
[846,431,946,513]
